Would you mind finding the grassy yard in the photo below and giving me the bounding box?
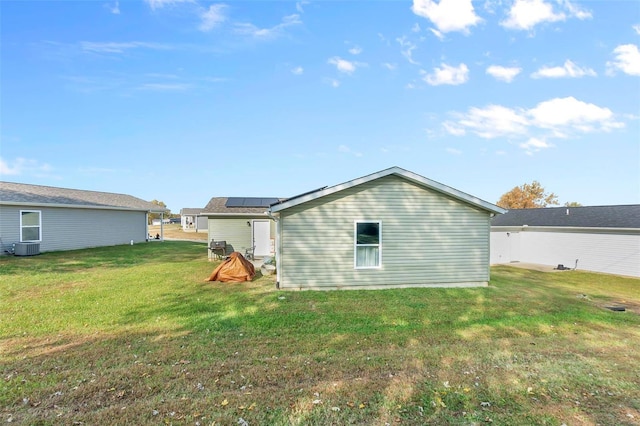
[149,224,209,241]
[1,242,639,425]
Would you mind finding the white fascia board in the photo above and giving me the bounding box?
[270,166,506,215]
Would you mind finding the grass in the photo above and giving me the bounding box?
[1,242,639,425]
[148,224,209,241]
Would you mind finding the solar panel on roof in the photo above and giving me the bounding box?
[225,197,279,208]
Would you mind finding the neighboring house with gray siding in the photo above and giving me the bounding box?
[268,167,505,290]
[179,208,207,232]
[491,205,640,277]
[201,197,279,260]
[0,181,167,255]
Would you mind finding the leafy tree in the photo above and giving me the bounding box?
[148,200,170,223]
[564,201,582,207]
[497,181,559,209]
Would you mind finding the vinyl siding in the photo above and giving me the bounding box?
[278,175,491,289]
[207,217,275,258]
[0,205,148,253]
[491,228,640,277]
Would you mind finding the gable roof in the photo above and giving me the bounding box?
[180,208,204,215]
[202,197,282,216]
[270,167,505,214]
[0,181,167,212]
[491,205,640,229]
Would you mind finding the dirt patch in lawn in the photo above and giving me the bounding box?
[599,299,640,315]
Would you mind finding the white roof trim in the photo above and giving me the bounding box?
[270,167,505,214]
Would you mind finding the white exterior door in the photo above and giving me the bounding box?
[253,220,271,257]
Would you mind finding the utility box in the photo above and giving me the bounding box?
[14,242,41,256]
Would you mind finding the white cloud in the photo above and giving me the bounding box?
[234,14,301,38]
[412,23,421,33]
[0,157,53,176]
[138,83,193,91]
[502,0,591,31]
[528,96,622,131]
[531,60,596,79]
[422,63,469,85]
[338,145,363,157]
[520,137,554,155]
[411,0,481,34]
[606,44,640,76]
[199,4,227,32]
[454,104,529,138]
[80,41,171,54]
[486,65,521,82]
[446,147,462,155]
[382,62,397,71]
[445,97,624,154]
[430,28,444,40]
[560,0,592,20]
[325,78,340,88]
[396,37,419,65]
[328,56,366,74]
[348,46,363,55]
[634,24,640,35]
[442,121,466,136]
[291,66,304,75]
[145,0,192,11]
[501,0,565,30]
[106,1,120,14]
[295,1,308,13]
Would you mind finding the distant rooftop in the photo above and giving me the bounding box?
[0,181,166,212]
[180,208,204,215]
[491,205,640,229]
[202,197,283,215]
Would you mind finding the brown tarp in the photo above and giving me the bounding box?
[205,252,255,282]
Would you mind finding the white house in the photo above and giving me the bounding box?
[491,205,640,277]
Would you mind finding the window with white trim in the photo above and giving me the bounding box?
[20,210,41,242]
[355,221,381,268]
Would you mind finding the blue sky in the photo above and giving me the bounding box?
[1,0,639,213]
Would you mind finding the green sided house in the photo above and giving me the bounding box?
[268,167,505,290]
[201,197,280,260]
[0,181,167,255]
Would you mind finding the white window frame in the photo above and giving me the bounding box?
[20,210,42,242]
[354,220,382,269]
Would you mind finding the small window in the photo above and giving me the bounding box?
[20,210,41,242]
[355,221,381,268]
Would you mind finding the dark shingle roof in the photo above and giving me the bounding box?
[202,197,282,215]
[491,205,640,229]
[0,181,166,212]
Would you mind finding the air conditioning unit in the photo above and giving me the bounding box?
[14,242,41,256]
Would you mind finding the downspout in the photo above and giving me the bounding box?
[266,209,280,289]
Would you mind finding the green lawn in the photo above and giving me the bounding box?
[1,242,639,425]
